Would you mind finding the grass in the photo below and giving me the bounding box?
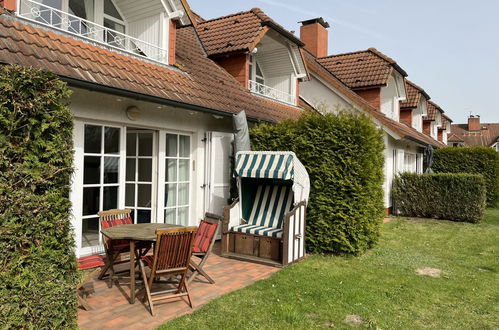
[161,209,499,329]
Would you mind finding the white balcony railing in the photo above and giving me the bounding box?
[248,80,296,106]
[17,0,168,64]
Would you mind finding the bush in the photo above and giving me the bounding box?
[393,173,486,223]
[432,147,499,207]
[0,66,78,328]
[251,111,385,255]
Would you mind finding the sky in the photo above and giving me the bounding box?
[188,0,499,123]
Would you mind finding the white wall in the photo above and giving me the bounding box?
[380,72,406,122]
[411,98,427,132]
[69,87,233,256]
[300,73,354,113]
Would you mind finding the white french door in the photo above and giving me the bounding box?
[125,130,157,223]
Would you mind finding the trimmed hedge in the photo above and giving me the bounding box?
[0,66,78,328]
[432,147,499,207]
[393,173,486,223]
[251,111,385,255]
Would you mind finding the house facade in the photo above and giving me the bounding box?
[295,18,443,213]
[449,115,499,150]
[0,0,303,256]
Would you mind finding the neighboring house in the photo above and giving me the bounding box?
[449,115,499,151]
[400,80,429,133]
[194,8,308,107]
[295,18,443,214]
[0,0,303,256]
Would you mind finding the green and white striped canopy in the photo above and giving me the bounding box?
[235,152,294,180]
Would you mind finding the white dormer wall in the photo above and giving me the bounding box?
[380,72,406,121]
[17,0,186,65]
[430,111,442,139]
[411,98,427,133]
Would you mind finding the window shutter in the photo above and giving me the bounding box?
[204,132,234,217]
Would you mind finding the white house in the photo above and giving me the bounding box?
[0,0,302,256]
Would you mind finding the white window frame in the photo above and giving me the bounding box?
[157,131,193,226]
[249,55,265,85]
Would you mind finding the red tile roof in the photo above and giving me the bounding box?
[400,80,429,109]
[0,14,302,122]
[450,123,499,147]
[424,101,444,121]
[196,8,303,57]
[302,49,443,147]
[317,48,407,89]
[447,132,464,142]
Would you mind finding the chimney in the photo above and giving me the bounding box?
[299,18,330,58]
[468,115,481,131]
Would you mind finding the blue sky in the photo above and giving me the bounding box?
[188,0,499,123]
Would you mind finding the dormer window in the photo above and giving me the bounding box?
[249,55,265,86]
[17,0,188,65]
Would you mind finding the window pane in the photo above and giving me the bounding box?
[126,158,135,181]
[166,134,177,157]
[165,184,176,207]
[126,133,136,156]
[104,127,120,154]
[125,183,135,206]
[104,157,119,183]
[104,0,123,20]
[137,184,151,207]
[179,135,190,157]
[179,159,189,181]
[83,156,100,184]
[178,207,189,225]
[165,159,177,182]
[82,217,99,247]
[138,133,153,156]
[165,208,176,224]
[137,209,151,224]
[138,158,152,182]
[103,186,118,211]
[84,125,101,154]
[69,0,93,20]
[104,21,125,48]
[178,183,189,206]
[83,187,100,216]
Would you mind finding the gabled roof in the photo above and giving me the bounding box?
[0,14,302,122]
[317,48,407,89]
[302,49,443,148]
[450,123,499,147]
[447,133,464,142]
[400,80,430,109]
[196,8,303,57]
[424,101,444,121]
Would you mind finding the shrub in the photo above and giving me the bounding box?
[393,173,486,223]
[432,147,499,207]
[0,65,78,328]
[251,111,385,255]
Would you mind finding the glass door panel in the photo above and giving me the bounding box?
[125,130,156,223]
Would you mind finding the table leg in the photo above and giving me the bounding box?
[130,240,135,304]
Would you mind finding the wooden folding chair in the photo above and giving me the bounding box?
[97,209,150,287]
[77,254,105,310]
[187,214,221,284]
[138,227,197,316]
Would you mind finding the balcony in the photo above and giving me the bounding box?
[17,0,168,64]
[248,80,296,106]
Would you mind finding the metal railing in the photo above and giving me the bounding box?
[248,80,296,105]
[17,0,168,64]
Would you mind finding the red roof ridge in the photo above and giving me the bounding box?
[197,9,254,25]
[405,79,430,99]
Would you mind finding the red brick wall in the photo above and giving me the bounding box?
[300,23,328,58]
[355,88,381,110]
[215,54,249,89]
[1,0,17,10]
[437,129,443,142]
[400,109,412,126]
[423,121,431,135]
[468,117,480,131]
[169,20,177,65]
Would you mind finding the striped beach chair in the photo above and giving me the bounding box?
[222,151,310,267]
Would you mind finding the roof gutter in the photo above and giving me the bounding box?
[60,76,273,124]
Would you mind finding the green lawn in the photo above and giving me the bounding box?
[161,210,499,329]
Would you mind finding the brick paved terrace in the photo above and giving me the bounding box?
[78,243,279,329]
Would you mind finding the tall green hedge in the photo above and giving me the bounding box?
[393,173,486,223]
[432,147,499,207]
[251,111,385,255]
[0,66,78,328]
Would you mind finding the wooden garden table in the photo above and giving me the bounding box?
[101,223,183,304]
